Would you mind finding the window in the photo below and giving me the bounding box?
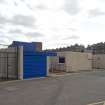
[59,57,65,63]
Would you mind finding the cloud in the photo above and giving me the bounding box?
[88,8,105,17]
[0,14,8,24]
[8,29,43,39]
[25,32,43,38]
[0,25,3,29]
[0,0,5,4]
[26,4,33,10]
[63,35,80,40]
[36,4,48,10]
[0,39,9,45]
[64,0,80,15]
[20,0,25,2]
[13,1,18,6]
[9,29,23,34]
[67,28,77,31]
[0,32,13,44]
[10,15,36,27]
[0,14,36,28]
[0,0,105,49]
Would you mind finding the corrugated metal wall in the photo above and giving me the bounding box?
[23,52,47,78]
[9,41,42,52]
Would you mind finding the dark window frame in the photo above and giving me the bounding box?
[59,57,65,64]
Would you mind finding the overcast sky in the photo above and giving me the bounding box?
[0,0,105,49]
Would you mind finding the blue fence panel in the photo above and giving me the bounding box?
[23,52,47,79]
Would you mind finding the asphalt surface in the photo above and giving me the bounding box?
[0,71,105,105]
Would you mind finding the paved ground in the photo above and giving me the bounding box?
[1,71,105,105]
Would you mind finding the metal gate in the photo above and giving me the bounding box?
[23,52,47,79]
[0,45,18,81]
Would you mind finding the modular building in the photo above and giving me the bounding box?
[49,51,92,72]
[92,54,105,69]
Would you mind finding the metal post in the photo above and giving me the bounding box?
[7,53,8,80]
[16,47,19,79]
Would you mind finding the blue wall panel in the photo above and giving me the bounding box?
[23,53,47,79]
[9,41,39,52]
